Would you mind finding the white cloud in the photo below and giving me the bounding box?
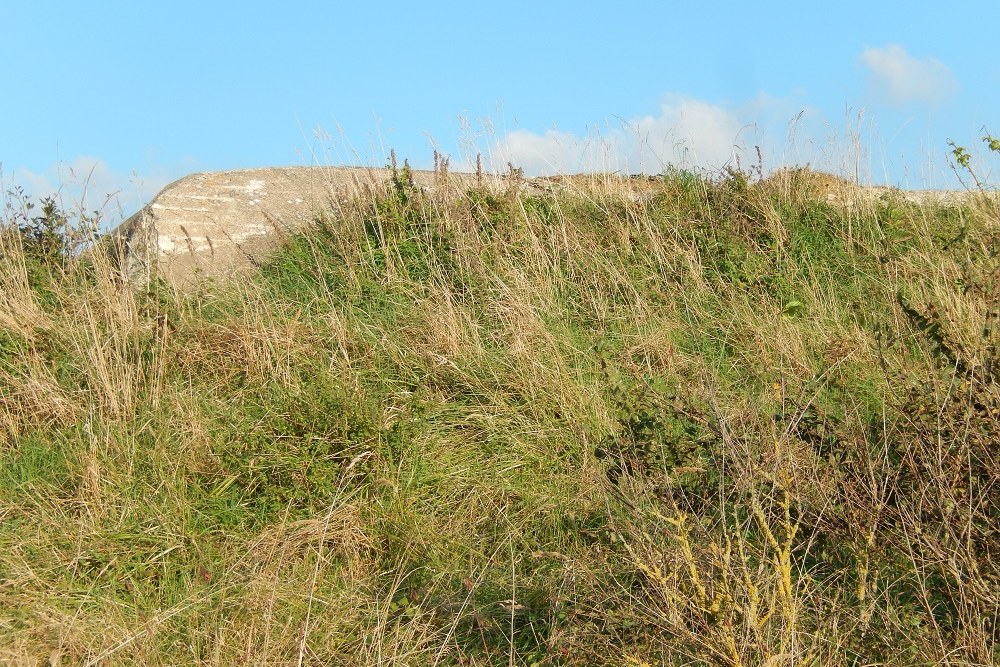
[630,96,751,170]
[488,95,775,176]
[861,44,957,105]
[6,157,171,227]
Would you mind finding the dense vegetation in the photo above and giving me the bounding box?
[1,166,997,665]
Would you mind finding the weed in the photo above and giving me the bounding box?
[1,164,998,665]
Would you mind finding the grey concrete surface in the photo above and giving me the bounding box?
[108,166,479,291]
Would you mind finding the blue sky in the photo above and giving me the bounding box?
[3,1,998,220]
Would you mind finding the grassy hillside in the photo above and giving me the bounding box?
[1,168,997,666]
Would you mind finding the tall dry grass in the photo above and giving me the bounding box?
[0,166,996,665]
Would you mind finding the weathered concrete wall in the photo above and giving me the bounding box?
[108,166,477,291]
[110,166,968,292]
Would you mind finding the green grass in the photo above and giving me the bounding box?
[0,169,997,666]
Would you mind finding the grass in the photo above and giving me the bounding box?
[0,166,997,666]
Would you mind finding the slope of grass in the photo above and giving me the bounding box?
[1,168,997,666]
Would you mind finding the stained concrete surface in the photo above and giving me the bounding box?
[108,166,479,290]
[109,166,977,291]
